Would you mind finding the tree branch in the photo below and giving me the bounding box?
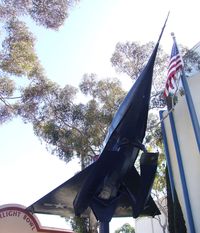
[0,94,14,108]
[57,115,97,157]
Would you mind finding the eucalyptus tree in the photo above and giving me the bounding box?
[32,74,126,168]
[111,41,200,109]
[114,223,135,233]
[0,0,79,29]
[0,0,79,124]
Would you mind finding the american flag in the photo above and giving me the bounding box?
[164,41,183,97]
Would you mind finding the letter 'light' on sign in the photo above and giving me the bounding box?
[0,204,74,233]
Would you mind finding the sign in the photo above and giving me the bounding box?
[0,204,74,233]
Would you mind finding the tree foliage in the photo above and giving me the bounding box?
[0,0,79,29]
[144,112,168,232]
[114,223,135,233]
[32,74,126,167]
[1,19,41,76]
[0,0,79,124]
[111,41,166,79]
[111,41,200,109]
[180,44,200,74]
[0,17,47,123]
[68,216,90,233]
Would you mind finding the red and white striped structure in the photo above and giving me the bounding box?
[164,34,183,97]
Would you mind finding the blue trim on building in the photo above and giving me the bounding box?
[181,73,200,152]
[169,112,196,233]
[159,111,175,201]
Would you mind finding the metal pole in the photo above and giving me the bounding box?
[159,111,175,201]
[99,222,109,233]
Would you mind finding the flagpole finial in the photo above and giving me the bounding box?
[171,32,177,43]
[171,32,176,40]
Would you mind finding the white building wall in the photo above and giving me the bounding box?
[162,72,200,233]
[135,214,168,233]
[136,72,200,233]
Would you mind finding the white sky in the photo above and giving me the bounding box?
[0,0,199,232]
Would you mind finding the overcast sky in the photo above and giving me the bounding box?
[0,0,199,231]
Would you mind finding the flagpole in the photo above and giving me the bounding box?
[159,111,175,202]
[171,33,200,152]
[157,11,170,43]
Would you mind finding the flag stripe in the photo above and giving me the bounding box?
[168,54,182,68]
[168,60,182,75]
[164,42,183,97]
[168,62,182,78]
